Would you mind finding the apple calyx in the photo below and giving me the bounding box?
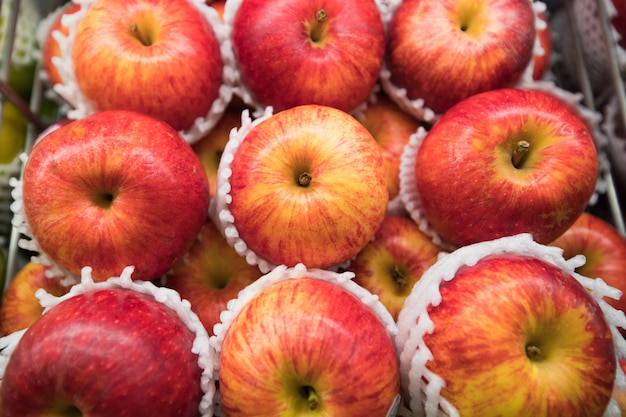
[391,264,408,293]
[308,9,328,45]
[525,344,543,362]
[299,385,320,410]
[129,22,154,46]
[512,140,530,168]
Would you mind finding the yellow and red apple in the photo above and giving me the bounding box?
[213,104,388,271]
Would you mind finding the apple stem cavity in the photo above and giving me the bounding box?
[130,23,152,46]
[298,172,312,187]
[512,140,531,168]
[391,264,408,292]
[299,385,320,410]
[309,9,328,44]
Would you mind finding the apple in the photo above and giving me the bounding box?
[0,266,216,417]
[0,262,70,336]
[346,213,444,321]
[382,0,539,121]
[192,109,242,201]
[13,109,210,282]
[615,357,626,414]
[611,0,626,49]
[211,264,400,417]
[548,212,626,318]
[395,233,625,417]
[226,0,386,113]
[39,2,82,88]
[164,218,263,336]
[52,0,233,141]
[402,87,599,249]
[356,93,423,210]
[212,104,388,272]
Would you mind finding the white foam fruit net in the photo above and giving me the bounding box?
[379,0,548,124]
[47,0,237,144]
[0,265,217,417]
[209,262,399,416]
[395,233,626,417]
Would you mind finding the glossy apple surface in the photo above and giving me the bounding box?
[348,213,443,320]
[0,287,204,417]
[401,252,616,416]
[229,0,386,113]
[358,94,422,202]
[217,277,400,416]
[225,104,388,269]
[0,262,70,335]
[412,88,598,248]
[164,218,262,336]
[549,212,626,315]
[385,0,536,115]
[533,10,552,80]
[20,110,210,281]
[72,0,223,131]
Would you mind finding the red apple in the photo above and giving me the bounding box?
[396,233,622,417]
[383,0,538,121]
[212,265,400,416]
[192,109,242,201]
[213,104,388,271]
[347,213,444,321]
[226,0,386,113]
[0,267,215,416]
[0,262,70,336]
[56,0,229,138]
[549,212,626,317]
[533,10,553,81]
[403,87,598,249]
[611,0,626,50]
[164,218,263,336]
[357,93,423,208]
[15,110,210,282]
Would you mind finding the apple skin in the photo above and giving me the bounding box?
[412,88,598,248]
[192,109,241,201]
[71,0,224,132]
[358,94,422,203]
[225,104,388,269]
[407,253,615,416]
[0,287,203,417]
[20,110,210,282]
[0,100,27,164]
[229,0,386,113]
[217,277,400,416]
[385,0,536,115]
[164,218,262,336]
[532,10,552,81]
[0,262,70,336]
[41,2,82,87]
[548,212,626,318]
[347,213,443,321]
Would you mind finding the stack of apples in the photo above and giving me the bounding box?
[1,0,626,416]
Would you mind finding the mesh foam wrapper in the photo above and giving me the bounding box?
[209,262,399,416]
[221,0,390,119]
[49,0,237,144]
[380,0,548,124]
[0,265,217,416]
[398,83,611,251]
[394,233,626,417]
[0,154,21,236]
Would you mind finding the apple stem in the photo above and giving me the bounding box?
[525,344,543,361]
[130,23,152,46]
[512,140,530,168]
[300,385,320,410]
[298,172,312,187]
[309,9,328,43]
